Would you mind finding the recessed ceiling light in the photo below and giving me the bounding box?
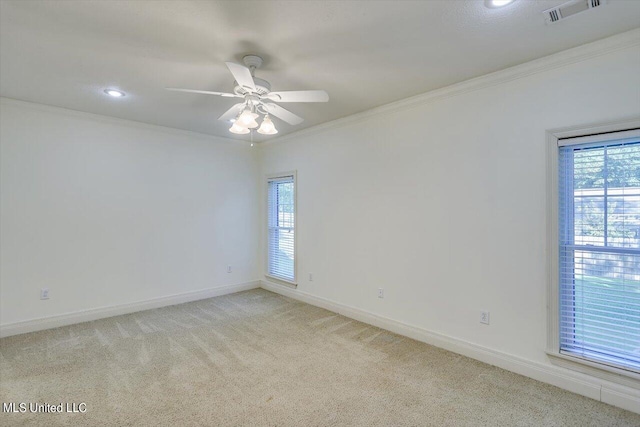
[104,89,125,98]
[486,0,515,8]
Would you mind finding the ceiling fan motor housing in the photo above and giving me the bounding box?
[234,77,271,96]
[233,55,271,96]
[167,53,326,128]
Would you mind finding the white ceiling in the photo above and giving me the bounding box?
[1,1,639,141]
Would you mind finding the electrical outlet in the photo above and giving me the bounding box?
[480,310,490,325]
[309,273,313,281]
[227,265,232,273]
[378,288,384,299]
[40,288,50,300]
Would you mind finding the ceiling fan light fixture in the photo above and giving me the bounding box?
[167,56,328,138]
[257,115,278,135]
[229,122,250,134]
[236,109,259,129]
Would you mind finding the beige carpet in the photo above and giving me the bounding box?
[1,289,639,426]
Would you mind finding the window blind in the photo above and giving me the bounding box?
[558,130,640,373]
[267,175,295,282]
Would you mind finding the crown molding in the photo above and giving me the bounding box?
[0,97,250,147]
[3,28,638,149]
[260,28,640,147]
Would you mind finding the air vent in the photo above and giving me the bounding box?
[543,0,607,24]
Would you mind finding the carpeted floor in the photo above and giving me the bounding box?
[1,289,639,426]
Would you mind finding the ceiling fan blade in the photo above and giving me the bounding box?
[266,90,329,103]
[225,62,256,92]
[218,103,246,121]
[263,103,304,126]
[166,88,240,98]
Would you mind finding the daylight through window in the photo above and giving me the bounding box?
[558,130,640,373]
[267,174,296,282]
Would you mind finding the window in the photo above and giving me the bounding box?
[556,129,640,374]
[267,173,296,283]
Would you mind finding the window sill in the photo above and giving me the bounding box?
[264,274,297,288]
[546,350,640,389]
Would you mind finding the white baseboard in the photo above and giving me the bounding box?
[0,281,260,338]
[260,280,640,414]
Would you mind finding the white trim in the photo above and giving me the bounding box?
[260,28,640,147]
[547,118,640,141]
[267,172,297,182]
[546,124,561,359]
[260,280,640,414]
[558,128,640,147]
[546,118,640,384]
[264,274,298,287]
[602,385,640,413]
[546,351,640,387]
[0,97,250,147]
[0,281,260,338]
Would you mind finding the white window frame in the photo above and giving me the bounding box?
[265,171,297,286]
[546,118,640,387]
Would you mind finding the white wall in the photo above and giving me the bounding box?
[0,99,260,326]
[1,29,639,411]
[259,36,640,390]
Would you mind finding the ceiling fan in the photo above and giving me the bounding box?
[167,55,329,135]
